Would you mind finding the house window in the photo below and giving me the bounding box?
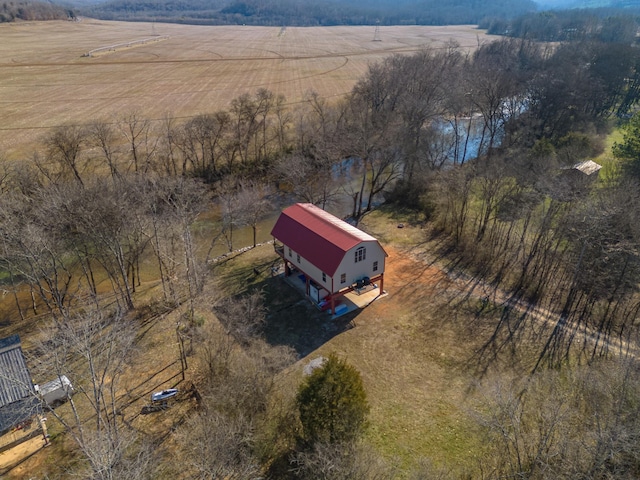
[296,254,301,263]
[340,273,346,284]
[288,247,292,257]
[373,261,378,272]
[322,273,326,282]
[355,246,366,263]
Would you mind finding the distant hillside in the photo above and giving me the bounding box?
[0,0,73,22]
[483,6,640,42]
[78,0,537,25]
[535,0,640,8]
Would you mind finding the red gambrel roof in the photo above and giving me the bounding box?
[271,203,387,276]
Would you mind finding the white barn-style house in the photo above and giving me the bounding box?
[271,203,387,314]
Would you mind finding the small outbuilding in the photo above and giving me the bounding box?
[35,375,74,407]
[571,160,602,176]
[0,335,41,446]
[559,159,602,196]
[271,203,387,314]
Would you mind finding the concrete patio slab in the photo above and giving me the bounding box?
[280,273,387,319]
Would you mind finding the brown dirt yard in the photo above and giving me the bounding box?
[0,20,499,159]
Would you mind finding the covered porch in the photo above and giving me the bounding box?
[273,256,386,318]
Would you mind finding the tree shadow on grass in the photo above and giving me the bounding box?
[413,232,544,379]
[263,295,357,358]
[262,275,358,357]
[454,288,548,384]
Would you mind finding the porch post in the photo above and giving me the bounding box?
[331,279,335,314]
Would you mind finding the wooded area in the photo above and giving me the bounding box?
[3,30,640,478]
[484,8,640,43]
[0,1,71,22]
[81,0,536,26]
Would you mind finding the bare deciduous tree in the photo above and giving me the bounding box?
[176,410,261,479]
[87,121,122,183]
[155,176,209,319]
[28,307,154,480]
[118,111,157,174]
[214,289,266,345]
[217,179,242,253]
[235,180,273,248]
[476,359,640,480]
[177,111,230,182]
[44,124,88,186]
[276,153,339,209]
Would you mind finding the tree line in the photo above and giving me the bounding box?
[482,7,640,43]
[0,0,72,22]
[82,0,535,26]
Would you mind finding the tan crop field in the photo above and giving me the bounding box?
[0,19,498,159]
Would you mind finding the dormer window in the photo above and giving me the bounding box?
[355,246,366,263]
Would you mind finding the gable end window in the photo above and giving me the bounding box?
[355,246,366,263]
[340,273,346,284]
[373,261,378,272]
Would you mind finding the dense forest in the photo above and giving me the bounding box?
[0,0,72,22]
[2,22,640,476]
[483,7,640,41]
[78,0,536,26]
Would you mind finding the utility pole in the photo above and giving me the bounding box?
[373,20,381,42]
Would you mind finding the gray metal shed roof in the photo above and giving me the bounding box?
[0,335,40,433]
[572,160,602,176]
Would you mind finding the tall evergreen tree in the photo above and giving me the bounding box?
[296,354,369,446]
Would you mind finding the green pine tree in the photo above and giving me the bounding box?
[296,353,369,446]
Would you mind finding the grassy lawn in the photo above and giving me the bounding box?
[595,123,624,181]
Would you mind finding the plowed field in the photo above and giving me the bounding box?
[0,20,498,158]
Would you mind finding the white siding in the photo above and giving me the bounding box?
[333,240,386,288]
[287,246,333,293]
[284,240,385,294]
